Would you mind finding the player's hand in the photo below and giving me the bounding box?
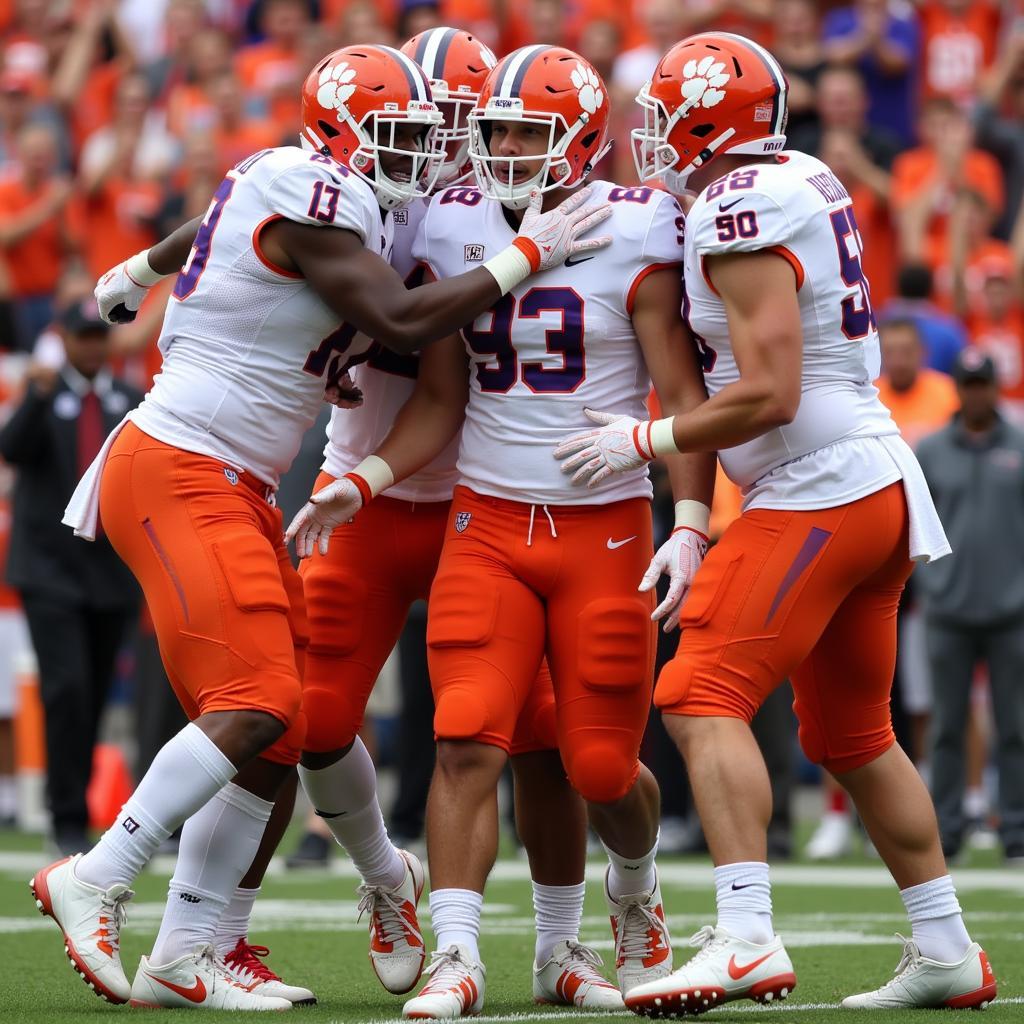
[284,477,363,558]
[554,408,652,487]
[324,371,364,408]
[640,527,708,632]
[516,186,613,273]
[94,260,150,324]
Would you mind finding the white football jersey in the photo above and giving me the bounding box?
[322,198,461,503]
[130,146,393,487]
[413,180,684,506]
[684,150,900,508]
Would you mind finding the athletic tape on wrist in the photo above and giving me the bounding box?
[671,499,711,540]
[344,455,394,506]
[125,249,167,287]
[482,243,534,294]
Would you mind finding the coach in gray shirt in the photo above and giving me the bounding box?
[915,349,1024,863]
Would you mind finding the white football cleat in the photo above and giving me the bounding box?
[130,943,292,1010]
[402,944,485,1019]
[805,812,853,861]
[624,925,796,1017]
[358,849,426,994]
[223,938,317,1005]
[605,866,673,996]
[841,938,996,1010]
[30,853,134,1004]
[533,939,624,1010]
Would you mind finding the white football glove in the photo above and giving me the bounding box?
[554,409,654,487]
[516,185,613,272]
[284,476,363,558]
[94,259,151,324]
[640,527,708,632]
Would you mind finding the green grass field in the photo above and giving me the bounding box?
[1,831,1021,1024]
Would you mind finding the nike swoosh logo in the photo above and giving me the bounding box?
[727,951,777,980]
[565,254,596,267]
[151,973,208,1004]
[719,197,744,211]
[607,536,638,549]
[731,882,754,890]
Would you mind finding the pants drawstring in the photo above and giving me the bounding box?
[527,504,558,547]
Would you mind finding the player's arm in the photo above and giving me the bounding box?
[556,250,801,483]
[94,215,203,324]
[631,268,717,629]
[269,187,611,356]
[285,333,469,558]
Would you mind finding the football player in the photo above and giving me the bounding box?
[31,44,612,1011]
[287,45,717,1019]
[205,29,615,1010]
[555,32,997,1016]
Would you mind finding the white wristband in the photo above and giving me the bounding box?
[125,249,168,287]
[649,417,679,456]
[481,244,533,295]
[673,500,711,537]
[349,455,394,499]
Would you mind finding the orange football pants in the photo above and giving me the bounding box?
[300,473,557,755]
[427,486,656,804]
[656,481,914,774]
[99,422,308,765]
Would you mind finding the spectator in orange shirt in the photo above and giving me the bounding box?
[207,72,280,174]
[0,66,64,172]
[894,96,1004,269]
[235,0,310,140]
[0,123,76,351]
[918,0,1003,105]
[963,255,1024,422]
[165,27,235,139]
[876,317,961,448]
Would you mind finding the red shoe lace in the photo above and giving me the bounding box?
[224,939,281,983]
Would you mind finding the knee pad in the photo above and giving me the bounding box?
[564,741,639,804]
[655,656,758,721]
[264,709,306,766]
[433,686,492,743]
[577,599,651,692]
[798,712,896,775]
[302,566,366,656]
[510,688,558,754]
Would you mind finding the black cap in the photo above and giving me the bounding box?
[953,347,996,385]
[59,298,110,336]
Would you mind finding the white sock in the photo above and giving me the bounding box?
[900,875,972,963]
[603,833,658,900]
[0,775,16,818]
[215,885,260,957]
[430,888,483,962]
[149,782,272,966]
[76,723,235,889]
[298,738,404,888]
[533,881,585,965]
[714,861,773,944]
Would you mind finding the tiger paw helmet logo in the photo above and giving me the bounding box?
[679,56,730,117]
[570,61,604,115]
[317,60,357,116]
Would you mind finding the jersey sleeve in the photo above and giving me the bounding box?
[624,192,685,314]
[691,190,805,289]
[263,162,375,241]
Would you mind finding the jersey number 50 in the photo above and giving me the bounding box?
[463,288,585,394]
[830,205,876,340]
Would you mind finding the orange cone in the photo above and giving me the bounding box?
[87,743,133,830]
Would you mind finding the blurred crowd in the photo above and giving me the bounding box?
[1,0,1024,863]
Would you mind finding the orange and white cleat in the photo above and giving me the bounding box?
[357,849,426,994]
[624,925,796,1017]
[130,943,291,1010]
[30,854,134,1004]
[533,939,624,1010]
[402,944,485,1019]
[223,938,317,1005]
[606,866,673,996]
[841,938,996,1010]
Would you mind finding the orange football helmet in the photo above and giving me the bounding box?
[468,45,611,210]
[632,32,789,193]
[401,27,498,188]
[300,44,442,209]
